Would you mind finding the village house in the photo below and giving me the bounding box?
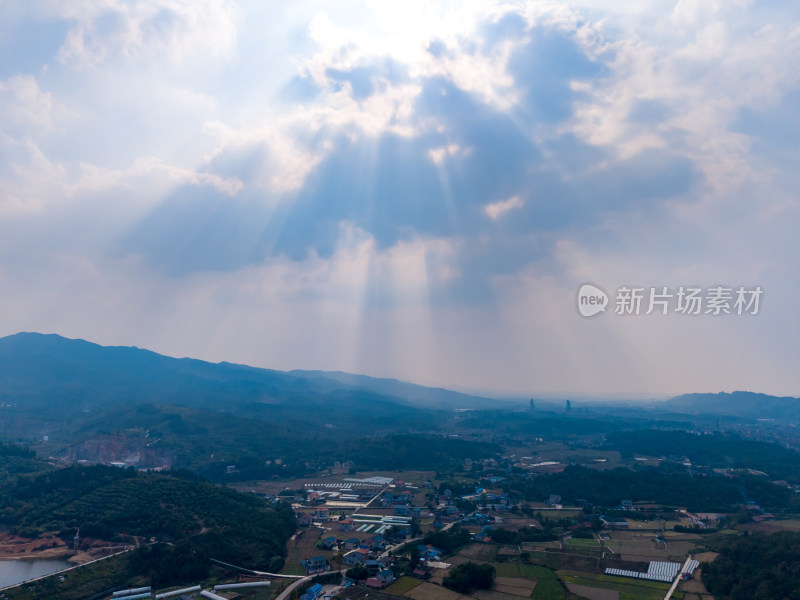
[343,548,369,566]
[343,537,360,551]
[301,583,323,600]
[300,555,329,574]
[366,569,396,589]
[320,536,337,550]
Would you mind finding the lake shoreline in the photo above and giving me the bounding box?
[0,531,120,565]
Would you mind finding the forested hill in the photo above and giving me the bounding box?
[0,464,296,584]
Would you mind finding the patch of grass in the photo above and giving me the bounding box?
[492,563,521,578]
[531,578,566,600]
[565,538,600,547]
[384,576,423,595]
[520,565,556,579]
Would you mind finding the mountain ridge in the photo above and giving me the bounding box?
[0,331,498,412]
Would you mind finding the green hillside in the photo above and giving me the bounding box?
[0,464,296,585]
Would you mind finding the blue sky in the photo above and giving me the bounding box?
[0,0,798,398]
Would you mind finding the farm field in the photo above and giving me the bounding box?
[282,529,331,575]
[557,570,676,600]
[405,581,474,600]
[565,538,601,547]
[493,576,537,597]
[457,543,498,562]
[605,531,695,562]
[489,563,568,600]
[739,518,800,533]
[384,576,423,595]
[565,584,619,600]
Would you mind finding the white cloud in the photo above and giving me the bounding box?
[69,156,243,197]
[484,195,523,220]
[52,0,237,66]
[0,136,66,214]
[427,143,466,165]
[0,76,72,136]
[569,2,800,194]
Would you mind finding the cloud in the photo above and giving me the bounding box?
[0,1,798,396]
[69,157,243,197]
[484,195,523,220]
[427,143,465,165]
[53,0,237,66]
[0,75,75,139]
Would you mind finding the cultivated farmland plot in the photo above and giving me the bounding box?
[458,543,498,562]
[384,576,423,596]
[405,581,475,600]
[565,583,619,600]
[472,590,526,600]
[493,576,537,596]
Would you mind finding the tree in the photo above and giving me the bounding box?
[443,562,495,593]
[334,550,344,572]
[410,517,421,536]
[345,565,368,581]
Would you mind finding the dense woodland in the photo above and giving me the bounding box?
[509,464,795,512]
[702,531,800,600]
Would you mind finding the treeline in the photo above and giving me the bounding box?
[489,526,557,544]
[512,465,794,512]
[703,531,800,600]
[0,441,47,483]
[346,435,499,471]
[605,430,800,483]
[0,441,35,458]
[421,526,473,554]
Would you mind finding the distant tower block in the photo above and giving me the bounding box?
[565,400,572,412]
[529,399,535,413]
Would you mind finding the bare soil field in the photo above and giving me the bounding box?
[405,582,475,600]
[692,552,718,563]
[457,543,497,562]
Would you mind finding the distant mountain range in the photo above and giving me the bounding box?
[0,332,497,417]
[0,332,796,422]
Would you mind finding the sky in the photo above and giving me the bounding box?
[0,0,798,398]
